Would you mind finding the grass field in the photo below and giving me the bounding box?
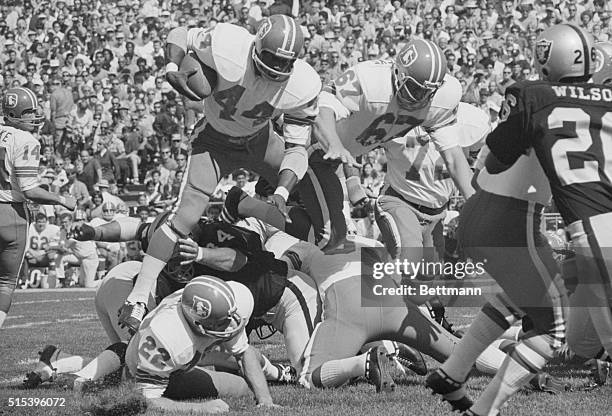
[2,289,612,416]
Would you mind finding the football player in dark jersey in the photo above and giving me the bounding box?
[426,24,611,416]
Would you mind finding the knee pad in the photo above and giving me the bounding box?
[106,342,128,366]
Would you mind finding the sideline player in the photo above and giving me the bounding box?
[122,15,322,333]
[427,24,610,416]
[0,87,76,328]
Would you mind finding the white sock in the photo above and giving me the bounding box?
[74,350,120,380]
[260,354,280,381]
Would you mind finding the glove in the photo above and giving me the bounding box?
[118,302,148,335]
[165,69,202,102]
[72,223,96,241]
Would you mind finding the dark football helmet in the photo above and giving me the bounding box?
[2,87,45,131]
[393,39,446,110]
[180,276,246,339]
[252,14,304,82]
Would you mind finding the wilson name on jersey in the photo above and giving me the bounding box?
[487,81,612,223]
[187,23,320,143]
[0,126,41,202]
[317,60,461,156]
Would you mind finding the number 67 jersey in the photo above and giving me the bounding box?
[486,81,612,224]
[317,60,462,156]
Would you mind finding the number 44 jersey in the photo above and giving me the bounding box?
[125,282,254,399]
[487,81,612,224]
[318,60,462,156]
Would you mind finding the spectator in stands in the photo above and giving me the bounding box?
[49,77,73,152]
[77,150,102,194]
[94,179,127,214]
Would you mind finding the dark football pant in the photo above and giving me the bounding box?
[163,367,250,400]
[458,191,566,345]
[297,149,347,250]
[300,276,460,385]
[0,203,28,315]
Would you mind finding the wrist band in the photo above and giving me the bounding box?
[274,186,289,202]
[165,62,179,72]
[196,247,205,263]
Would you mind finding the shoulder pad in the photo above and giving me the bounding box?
[456,102,491,148]
[211,24,254,83]
[430,74,462,110]
[280,60,322,109]
[355,60,394,104]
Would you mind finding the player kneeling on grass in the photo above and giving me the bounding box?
[33,276,277,412]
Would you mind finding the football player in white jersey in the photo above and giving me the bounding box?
[260,225,506,393]
[376,102,490,266]
[234,39,476,252]
[24,211,61,269]
[0,87,76,328]
[122,15,322,334]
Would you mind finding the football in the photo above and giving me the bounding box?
[179,53,216,99]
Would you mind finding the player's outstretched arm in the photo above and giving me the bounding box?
[314,107,359,167]
[177,237,248,271]
[73,217,141,242]
[24,186,76,210]
[439,146,475,199]
[237,346,277,408]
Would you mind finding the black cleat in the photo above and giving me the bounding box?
[426,369,473,412]
[221,186,247,224]
[365,346,396,393]
[586,358,611,386]
[528,372,571,394]
[393,343,428,376]
[23,345,58,388]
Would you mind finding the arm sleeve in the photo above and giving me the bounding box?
[422,106,459,152]
[14,138,41,192]
[486,86,531,166]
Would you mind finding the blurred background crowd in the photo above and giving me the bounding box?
[0,0,589,286]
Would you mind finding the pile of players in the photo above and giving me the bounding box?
[13,15,612,416]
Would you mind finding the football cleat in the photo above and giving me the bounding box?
[23,345,58,388]
[118,302,148,335]
[272,363,297,384]
[426,300,462,338]
[365,346,396,393]
[426,368,473,412]
[220,186,248,224]
[390,342,428,376]
[528,372,571,394]
[586,358,611,386]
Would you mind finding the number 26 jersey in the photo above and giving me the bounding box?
[486,81,612,224]
[317,60,462,156]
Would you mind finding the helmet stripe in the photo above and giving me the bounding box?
[423,41,438,84]
[432,41,444,82]
[287,16,297,53]
[190,277,235,306]
[189,280,234,310]
[567,24,590,77]
[17,87,37,109]
[280,15,296,53]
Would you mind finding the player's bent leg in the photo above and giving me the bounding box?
[0,203,28,328]
[96,261,155,343]
[297,150,346,251]
[264,270,319,370]
[163,367,251,400]
[300,284,368,389]
[128,150,221,306]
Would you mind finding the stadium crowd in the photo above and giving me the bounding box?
[0,0,598,287]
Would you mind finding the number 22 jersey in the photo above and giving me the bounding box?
[487,81,612,224]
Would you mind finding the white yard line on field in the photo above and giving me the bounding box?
[12,297,94,305]
[3,314,97,330]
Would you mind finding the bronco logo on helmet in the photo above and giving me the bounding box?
[257,18,272,39]
[194,296,212,319]
[399,44,419,68]
[5,93,18,108]
[535,39,553,65]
